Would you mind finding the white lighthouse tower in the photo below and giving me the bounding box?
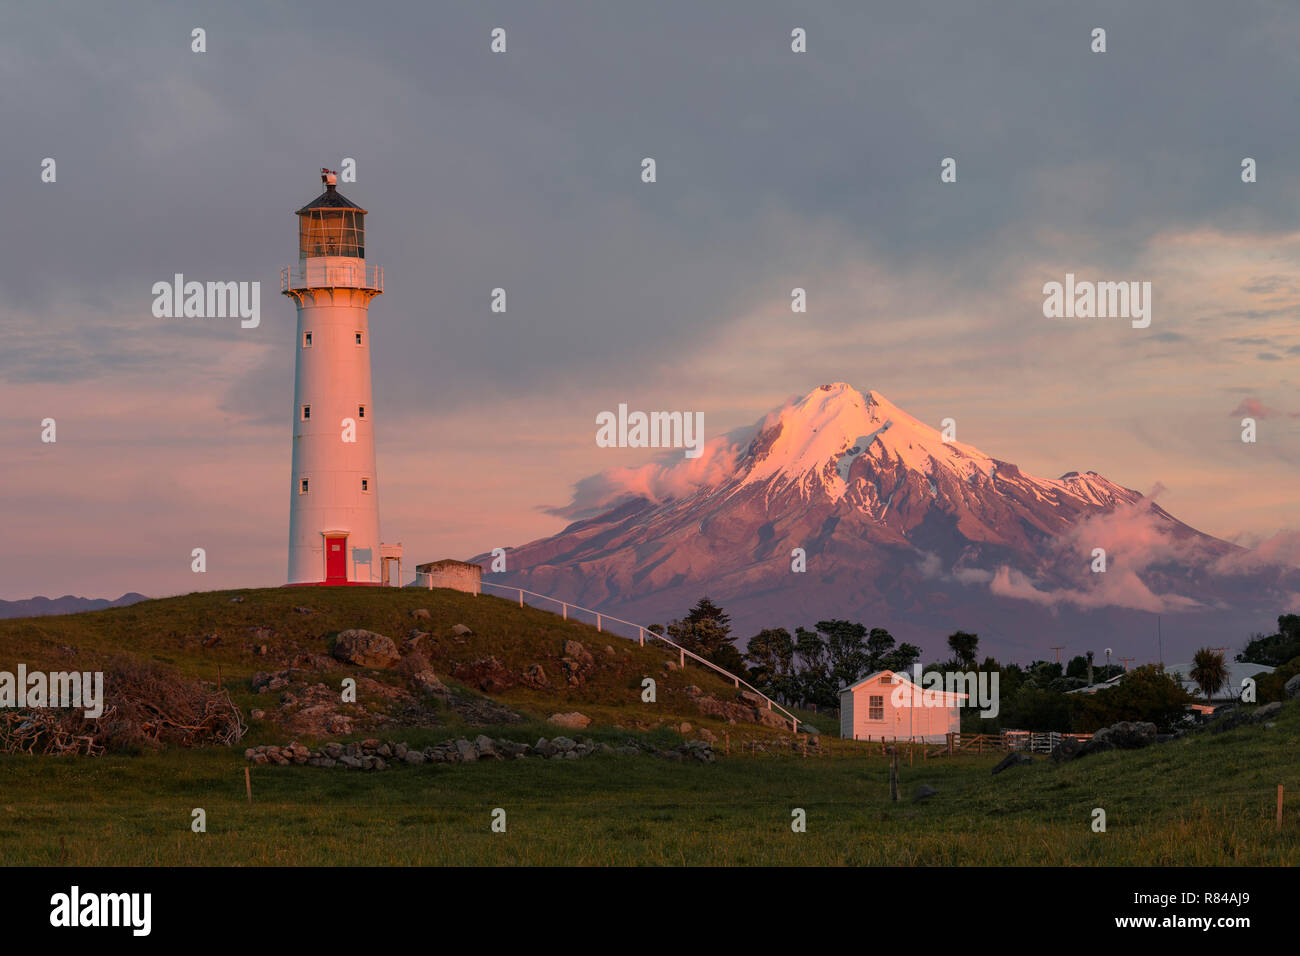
[282,169,397,585]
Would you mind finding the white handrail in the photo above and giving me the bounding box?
[469,579,801,733]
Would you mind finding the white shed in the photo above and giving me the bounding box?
[839,670,965,743]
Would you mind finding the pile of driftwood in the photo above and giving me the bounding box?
[0,710,104,756]
[0,660,246,756]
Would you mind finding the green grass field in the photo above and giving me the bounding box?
[1,588,1296,865]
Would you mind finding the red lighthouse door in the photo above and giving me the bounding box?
[324,536,347,584]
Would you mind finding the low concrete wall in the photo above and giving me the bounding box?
[414,559,483,595]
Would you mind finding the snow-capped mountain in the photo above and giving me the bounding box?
[473,384,1299,659]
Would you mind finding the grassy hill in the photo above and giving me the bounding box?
[0,587,1296,865]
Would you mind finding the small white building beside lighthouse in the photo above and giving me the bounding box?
[282,169,399,585]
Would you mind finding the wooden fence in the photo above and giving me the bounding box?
[853,731,1094,758]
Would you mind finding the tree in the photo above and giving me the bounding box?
[793,626,835,709]
[879,642,922,674]
[1072,664,1193,732]
[665,597,744,673]
[1237,614,1300,667]
[815,620,870,690]
[744,628,795,692]
[947,631,980,668]
[1190,647,1229,705]
[865,628,896,670]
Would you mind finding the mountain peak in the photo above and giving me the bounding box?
[740,383,995,500]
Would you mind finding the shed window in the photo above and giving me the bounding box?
[868,695,884,721]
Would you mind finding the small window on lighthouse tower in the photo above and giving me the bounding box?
[358,404,366,419]
[354,331,364,346]
[361,477,370,492]
[301,404,311,421]
[299,478,309,495]
[303,331,312,347]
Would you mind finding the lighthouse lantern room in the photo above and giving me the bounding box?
[282,169,398,584]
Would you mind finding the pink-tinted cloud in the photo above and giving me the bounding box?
[1230,397,1276,419]
[1229,396,1300,419]
[544,427,754,520]
[988,564,1202,613]
[1211,529,1300,575]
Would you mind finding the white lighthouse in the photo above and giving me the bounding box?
[282,169,398,585]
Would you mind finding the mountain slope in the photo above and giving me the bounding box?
[474,384,1300,659]
[0,592,148,620]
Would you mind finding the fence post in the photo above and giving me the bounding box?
[1279,785,1285,832]
[638,627,644,647]
[679,648,684,668]
[596,614,602,632]
[562,604,567,620]
[518,589,524,607]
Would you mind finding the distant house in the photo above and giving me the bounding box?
[1167,660,1274,711]
[1067,661,1275,714]
[838,670,966,742]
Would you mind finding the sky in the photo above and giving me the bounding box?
[2,0,1298,601]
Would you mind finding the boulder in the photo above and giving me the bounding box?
[1092,721,1157,749]
[521,663,551,689]
[534,737,558,757]
[410,608,432,620]
[451,624,473,636]
[454,738,478,762]
[1050,737,1083,763]
[551,736,577,753]
[451,657,514,694]
[738,689,766,708]
[1077,737,1115,757]
[913,785,938,802]
[548,711,592,730]
[474,735,498,758]
[1285,673,1300,700]
[497,739,530,758]
[403,749,426,765]
[332,630,400,668]
[1256,701,1283,720]
[1210,710,1254,734]
[560,640,596,686]
[991,752,1035,775]
[412,669,449,697]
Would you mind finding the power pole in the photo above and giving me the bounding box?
[1118,657,1135,672]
